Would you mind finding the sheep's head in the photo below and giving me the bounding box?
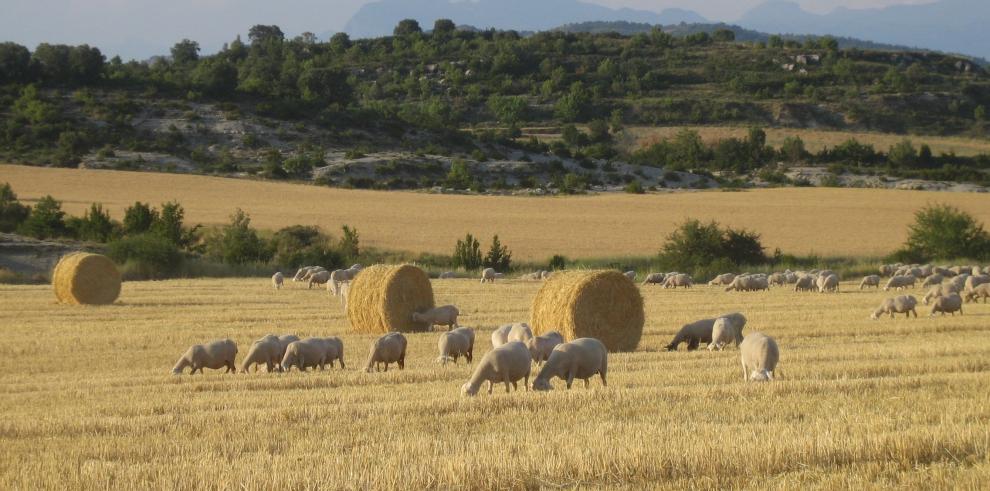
[461,383,478,397]
[532,378,553,391]
[411,312,423,322]
[750,369,772,382]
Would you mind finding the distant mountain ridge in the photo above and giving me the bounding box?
[342,0,707,38]
[738,0,989,59]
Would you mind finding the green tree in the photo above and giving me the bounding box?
[554,82,591,122]
[901,204,990,261]
[768,35,784,49]
[713,29,736,43]
[445,159,473,189]
[483,235,512,272]
[191,58,238,97]
[453,233,482,270]
[433,19,456,39]
[298,67,353,105]
[0,183,31,233]
[204,209,271,264]
[0,42,32,84]
[107,233,183,279]
[340,225,360,259]
[487,95,528,124]
[153,201,197,248]
[170,39,200,65]
[18,195,65,239]
[888,140,918,168]
[394,19,422,37]
[123,202,157,236]
[975,105,987,121]
[72,203,116,242]
[780,136,807,162]
[329,32,352,53]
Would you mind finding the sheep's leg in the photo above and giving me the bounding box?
[504,374,512,393]
[487,381,493,394]
[687,337,700,351]
[524,375,529,391]
[566,370,575,389]
[584,378,590,388]
[741,361,748,381]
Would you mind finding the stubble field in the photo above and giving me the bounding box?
[5,164,990,260]
[1,277,988,489]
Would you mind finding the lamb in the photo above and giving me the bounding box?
[532,338,607,390]
[859,275,880,290]
[272,272,284,290]
[707,316,746,351]
[460,341,531,396]
[491,322,534,348]
[438,271,457,279]
[663,273,693,289]
[708,273,736,286]
[437,327,475,365]
[480,268,497,283]
[794,275,816,292]
[624,271,636,281]
[883,275,916,291]
[365,332,407,372]
[664,312,746,351]
[281,337,345,372]
[817,274,839,293]
[964,283,990,303]
[172,339,238,375]
[641,273,666,285]
[921,274,945,289]
[527,331,564,366]
[930,293,963,316]
[240,334,300,373]
[308,270,331,289]
[412,305,459,331]
[740,332,779,382]
[871,295,918,320]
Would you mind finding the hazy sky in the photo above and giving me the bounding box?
[0,0,934,60]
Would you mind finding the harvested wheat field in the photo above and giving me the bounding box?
[5,164,990,260]
[0,277,988,488]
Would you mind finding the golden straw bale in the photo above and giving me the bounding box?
[52,253,121,305]
[346,264,435,334]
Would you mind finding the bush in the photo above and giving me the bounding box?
[483,235,512,272]
[0,183,30,233]
[657,219,768,273]
[203,209,272,265]
[108,233,183,279]
[548,255,567,271]
[453,233,482,270]
[898,204,990,261]
[17,195,65,239]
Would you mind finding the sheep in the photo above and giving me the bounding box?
[794,275,816,292]
[879,264,896,277]
[308,270,331,289]
[292,266,315,282]
[740,332,779,382]
[301,266,328,283]
[964,283,990,303]
[272,272,284,290]
[328,265,362,296]
[664,313,746,351]
[460,341,531,396]
[768,272,786,287]
[480,268,497,283]
[859,275,880,290]
[923,284,958,305]
[527,331,564,366]
[641,273,666,285]
[438,271,457,279]
[412,305,459,331]
[944,274,970,293]
[883,275,916,291]
[540,270,553,280]
[782,272,798,284]
[871,295,918,320]
[365,333,407,372]
[240,334,299,373]
[707,316,746,351]
[491,322,534,348]
[921,274,945,289]
[663,273,694,289]
[437,327,475,365]
[817,274,839,293]
[172,339,237,375]
[964,275,990,292]
[725,275,769,292]
[708,273,736,286]
[624,271,636,281]
[930,293,963,317]
[532,338,607,390]
[817,270,837,280]
[281,337,345,372]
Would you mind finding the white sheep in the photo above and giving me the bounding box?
[871,295,918,320]
[412,305,460,331]
[663,273,693,289]
[491,322,534,348]
[460,341,532,396]
[883,275,916,291]
[480,268,497,283]
[859,275,880,290]
[308,270,331,289]
[437,327,475,365]
[526,331,564,366]
[172,339,238,375]
[272,272,284,290]
[725,275,769,292]
[665,313,746,351]
[920,274,944,289]
[641,273,666,285]
[292,266,315,282]
[623,271,636,281]
[328,265,362,296]
[532,338,607,390]
[707,316,745,351]
[739,332,779,382]
[240,334,299,373]
[365,333,407,372]
[438,271,457,279]
[817,274,839,293]
[930,293,963,316]
[708,273,736,286]
[964,275,990,292]
[964,283,990,303]
[281,337,345,371]
[794,275,816,292]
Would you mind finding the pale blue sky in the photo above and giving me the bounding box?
[0,0,932,60]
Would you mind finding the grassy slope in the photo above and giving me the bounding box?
[0,278,987,488]
[6,164,990,260]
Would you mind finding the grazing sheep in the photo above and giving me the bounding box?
[365,333,407,372]
[437,327,475,365]
[707,316,746,351]
[460,341,531,396]
[964,283,990,303]
[301,267,328,283]
[879,264,896,277]
[945,274,970,292]
[817,274,839,293]
[308,270,331,289]
[480,268,497,284]
[540,270,553,280]
[923,285,955,305]
[642,273,666,285]
[664,313,747,351]
[768,273,786,287]
[871,295,918,320]
[527,331,564,366]
[883,275,916,291]
[281,337,345,372]
[740,332,779,382]
[412,305,460,331]
[859,275,880,290]
[240,334,300,373]
[491,322,534,348]
[292,266,315,282]
[964,275,990,292]
[725,275,769,292]
[532,338,607,390]
[328,265,362,296]
[921,274,945,289]
[794,275,816,292]
[624,271,636,281]
[438,271,457,279]
[520,271,542,281]
[930,293,963,316]
[663,273,694,289]
[817,270,837,280]
[708,273,736,286]
[272,272,284,290]
[172,339,238,375]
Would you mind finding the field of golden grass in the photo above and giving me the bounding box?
[619,126,990,156]
[1,277,988,488]
[6,164,990,260]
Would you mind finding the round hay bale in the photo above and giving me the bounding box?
[52,253,121,305]
[530,270,644,352]
[346,264,435,334]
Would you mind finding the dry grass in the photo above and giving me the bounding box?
[620,125,990,156]
[1,277,988,489]
[6,164,990,260]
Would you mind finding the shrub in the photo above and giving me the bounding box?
[17,195,65,239]
[107,233,183,279]
[0,183,30,233]
[624,180,645,194]
[203,209,272,265]
[657,219,767,273]
[898,204,990,261]
[483,234,512,272]
[68,203,117,242]
[453,233,482,270]
[549,254,567,271]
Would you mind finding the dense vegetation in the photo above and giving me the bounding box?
[2,19,990,188]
